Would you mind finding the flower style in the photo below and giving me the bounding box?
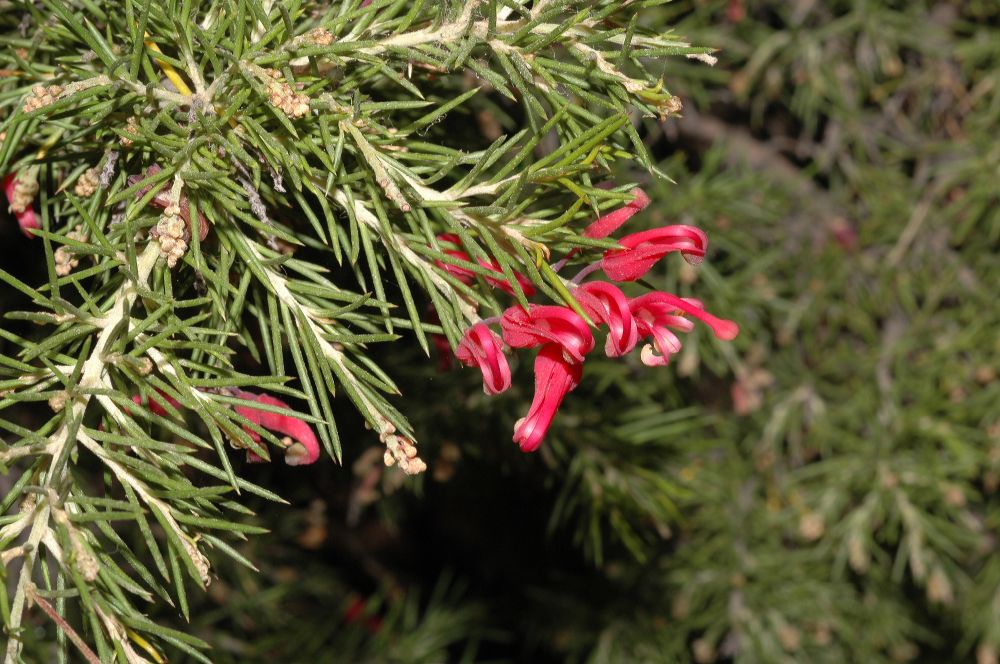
[2,173,40,237]
[602,225,708,282]
[583,187,652,239]
[455,323,512,395]
[513,345,583,452]
[232,391,321,466]
[630,292,739,366]
[501,304,595,364]
[435,233,535,296]
[573,281,639,357]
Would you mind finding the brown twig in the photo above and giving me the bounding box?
[26,585,103,664]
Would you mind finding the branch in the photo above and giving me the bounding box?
[3,244,159,664]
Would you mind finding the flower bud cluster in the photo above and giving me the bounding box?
[120,116,139,146]
[307,27,334,45]
[154,204,188,268]
[381,426,427,475]
[22,84,64,113]
[54,226,87,276]
[73,167,100,197]
[262,68,311,118]
[8,171,37,214]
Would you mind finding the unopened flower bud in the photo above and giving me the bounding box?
[798,511,825,541]
[48,391,69,412]
[848,533,869,573]
[777,624,801,652]
[978,643,998,664]
[926,566,953,605]
[307,28,334,46]
[74,167,100,197]
[692,638,715,663]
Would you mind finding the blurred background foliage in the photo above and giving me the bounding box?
[3,0,999,662]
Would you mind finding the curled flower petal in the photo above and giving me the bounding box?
[501,304,595,364]
[602,225,708,282]
[234,391,321,466]
[630,292,739,341]
[3,173,41,237]
[583,188,651,239]
[434,234,535,296]
[455,323,512,395]
[573,281,639,357]
[630,292,738,365]
[513,345,582,452]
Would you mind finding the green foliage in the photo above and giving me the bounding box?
[4,0,999,662]
[0,0,709,660]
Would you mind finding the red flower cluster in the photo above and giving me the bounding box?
[451,190,739,452]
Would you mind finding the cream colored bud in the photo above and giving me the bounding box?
[848,533,869,573]
[978,643,998,664]
[778,625,801,652]
[74,167,100,197]
[692,638,715,663]
[48,391,69,412]
[926,566,953,605]
[307,28,334,46]
[798,511,825,542]
[11,174,38,213]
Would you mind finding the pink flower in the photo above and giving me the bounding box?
[233,391,321,466]
[629,292,739,366]
[435,233,535,296]
[602,225,708,282]
[501,304,595,364]
[513,345,582,452]
[2,173,41,237]
[573,281,639,357]
[583,188,651,239]
[455,323,512,395]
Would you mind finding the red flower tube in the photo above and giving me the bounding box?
[512,345,583,452]
[455,323,512,395]
[233,391,321,466]
[602,225,708,282]
[573,281,639,357]
[582,188,651,239]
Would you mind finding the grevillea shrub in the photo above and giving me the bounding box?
[0,1,736,661]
